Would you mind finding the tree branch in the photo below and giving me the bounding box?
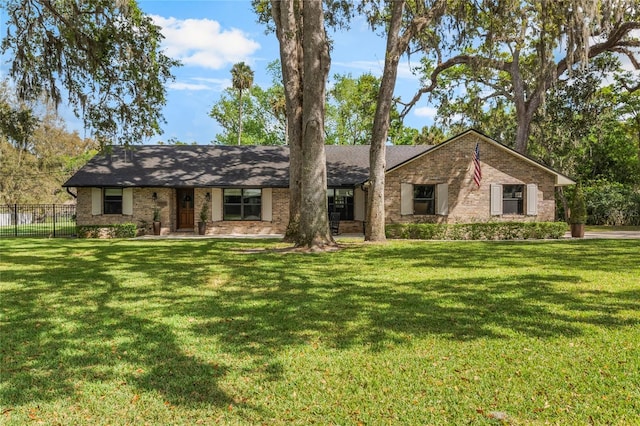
[399,54,510,119]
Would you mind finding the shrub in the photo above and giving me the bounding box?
[77,223,138,239]
[569,185,587,225]
[200,201,209,223]
[582,181,640,226]
[386,222,568,241]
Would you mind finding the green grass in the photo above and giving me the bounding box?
[1,238,639,425]
[0,222,76,237]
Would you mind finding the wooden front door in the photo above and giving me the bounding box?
[177,188,194,230]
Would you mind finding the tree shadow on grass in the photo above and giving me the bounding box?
[174,241,640,357]
[1,238,638,416]
[0,240,241,413]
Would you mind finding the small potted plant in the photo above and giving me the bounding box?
[152,206,161,235]
[198,201,209,235]
[569,185,587,238]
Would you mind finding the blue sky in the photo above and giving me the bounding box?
[2,2,638,145]
[0,0,434,145]
[134,0,434,144]
[125,0,433,144]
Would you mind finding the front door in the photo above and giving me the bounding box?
[177,188,194,230]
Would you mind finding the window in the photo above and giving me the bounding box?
[223,188,262,220]
[327,188,354,220]
[103,188,123,214]
[502,184,524,214]
[413,185,435,215]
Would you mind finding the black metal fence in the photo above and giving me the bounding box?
[0,204,77,238]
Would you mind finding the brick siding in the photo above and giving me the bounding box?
[76,133,558,235]
[385,133,556,223]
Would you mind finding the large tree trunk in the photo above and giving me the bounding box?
[271,0,303,242]
[511,50,540,155]
[298,0,334,248]
[366,0,406,241]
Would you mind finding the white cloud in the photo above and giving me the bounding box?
[151,15,260,69]
[168,82,213,91]
[193,77,232,90]
[397,61,421,80]
[414,106,438,119]
[168,77,230,92]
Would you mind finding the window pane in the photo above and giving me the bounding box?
[327,187,354,220]
[503,200,523,215]
[224,189,242,204]
[104,188,123,214]
[105,188,122,197]
[414,185,435,215]
[223,204,242,220]
[414,185,434,199]
[503,185,523,199]
[244,204,261,220]
[224,189,262,220]
[414,200,435,215]
[243,189,261,204]
[503,185,524,214]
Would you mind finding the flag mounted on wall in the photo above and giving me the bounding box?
[473,142,482,188]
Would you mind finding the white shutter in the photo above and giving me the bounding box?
[354,186,365,221]
[490,184,503,216]
[261,188,272,221]
[401,183,413,215]
[436,183,449,215]
[122,188,133,215]
[91,188,102,215]
[211,188,223,221]
[526,183,538,215]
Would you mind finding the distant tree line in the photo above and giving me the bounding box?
[0,81,97,205]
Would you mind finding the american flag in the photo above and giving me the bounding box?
[473,142,482,188]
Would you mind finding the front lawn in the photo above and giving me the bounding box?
[1,238,639,424]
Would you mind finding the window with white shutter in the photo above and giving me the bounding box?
[91,188,102,215]
[261,188,273,222]
[211,188,223,221]
[400,183,413,215]
[526,183,538,215]
[490,184,503,215]
[436,183,449,215]
[122,188,133,215]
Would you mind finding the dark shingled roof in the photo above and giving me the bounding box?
[63,144,432,188]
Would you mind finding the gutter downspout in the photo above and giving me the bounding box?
[66,187,77,199]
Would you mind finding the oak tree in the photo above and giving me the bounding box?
[404,0,640,153]
[1,0,179,146]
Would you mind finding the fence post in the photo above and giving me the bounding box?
[14,204,18,237]
[53,204,56,237]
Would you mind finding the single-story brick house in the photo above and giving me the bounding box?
[63,129,575,235]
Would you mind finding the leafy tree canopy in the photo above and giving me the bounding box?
[0,82,96,204]
[1,0,180,147]
[406,0,640,153]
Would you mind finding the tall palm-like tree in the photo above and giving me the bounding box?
[230,62,254,145]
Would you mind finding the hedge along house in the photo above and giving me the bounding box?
[63,129,575,236]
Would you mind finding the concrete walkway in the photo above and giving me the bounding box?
[563,230,640,239]
[138,231,640,240]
